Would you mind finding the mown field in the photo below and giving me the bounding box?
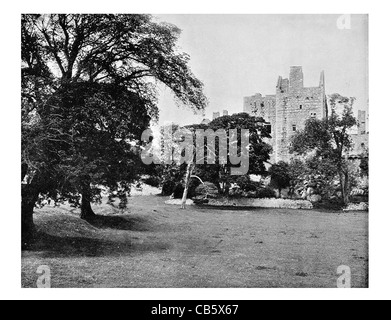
[22,196,368,288]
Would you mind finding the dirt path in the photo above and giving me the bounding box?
[22,196,368,288]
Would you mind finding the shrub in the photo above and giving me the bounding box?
[173,184,185,199]
[235,176,261,192]
[162,179,201,199]
[257,187,277,199]
[162,180,176,196]
[142,176,161,188]
[195,182,219,198]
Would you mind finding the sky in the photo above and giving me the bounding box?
[153,14,368,127]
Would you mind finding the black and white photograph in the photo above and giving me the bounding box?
[1,0,391,302]
[20,13,370,289]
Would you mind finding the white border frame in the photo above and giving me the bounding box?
[1,0,390,300]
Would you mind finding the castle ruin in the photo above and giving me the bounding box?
[244,66,367,163]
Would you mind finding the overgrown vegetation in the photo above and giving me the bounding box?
[291,94,364,206]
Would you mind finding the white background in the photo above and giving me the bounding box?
[1,0,389,300]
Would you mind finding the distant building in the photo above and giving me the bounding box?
[244,66,368,163]
[349,110,369,159]
[210,110,230,122]
[200,118,211,125]
[244,66,327,163]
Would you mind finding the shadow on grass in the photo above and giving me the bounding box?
[22,213,169,257]
[195,205,271,212]
[32,232,127,257]
[312,200,345,212]
[87,214,152,232]
[26,231,170,258]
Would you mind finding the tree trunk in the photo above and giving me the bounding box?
[339,172,350,206]
[181,163,195,209]
[288,186,295,199]
[21,185,39,249]
[343,172,350,205]
[215,183,222,195]
[80,191,96,220]
[224,182,230,196]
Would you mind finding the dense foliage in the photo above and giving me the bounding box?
[269,162,291,198]
[291,94,358,205]
[21,14,207,246]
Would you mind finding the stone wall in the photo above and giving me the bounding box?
[244,66,327,163]
[207,198,314,210]
[243,67,369,164]
[244,93,277,162]
[358,110,367,135]
[350,133,369,157]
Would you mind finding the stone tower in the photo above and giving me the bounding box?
[358,110,367,135]
[244,67,328,163]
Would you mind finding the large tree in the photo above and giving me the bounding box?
[163,113,272,203]
[21,14,207,246]
[151,113,272,207]
[290,94,357,205]
[199,113,272,195]
[269,161,291,198]
[45,82,153,220]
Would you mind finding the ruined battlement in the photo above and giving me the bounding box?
[244,67,368,163]
[244,66,327,163]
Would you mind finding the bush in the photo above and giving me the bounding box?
[195,182,219,198]
[162,180,176,196]
[228,185,276,199]
[235,176,261,192]
[162,179,202,199]
[173,184,185,199]
[187,179,201,199]
[257,187,277,199]
[142,176,161,188]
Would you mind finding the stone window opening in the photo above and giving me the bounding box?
[292,125,297,132]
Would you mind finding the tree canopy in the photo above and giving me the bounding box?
[159,113,273,196]
[269,161,291,198]
[21,14,207,245]
[290,94,358,205]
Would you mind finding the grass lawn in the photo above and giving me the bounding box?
[22,195,368,288]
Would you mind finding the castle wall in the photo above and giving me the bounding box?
[349,133,369,157]
[274,67,327,162]
[289,66,304,90]
[358,110,367,135]
[244,67,327,163]
[244,93,277,162]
